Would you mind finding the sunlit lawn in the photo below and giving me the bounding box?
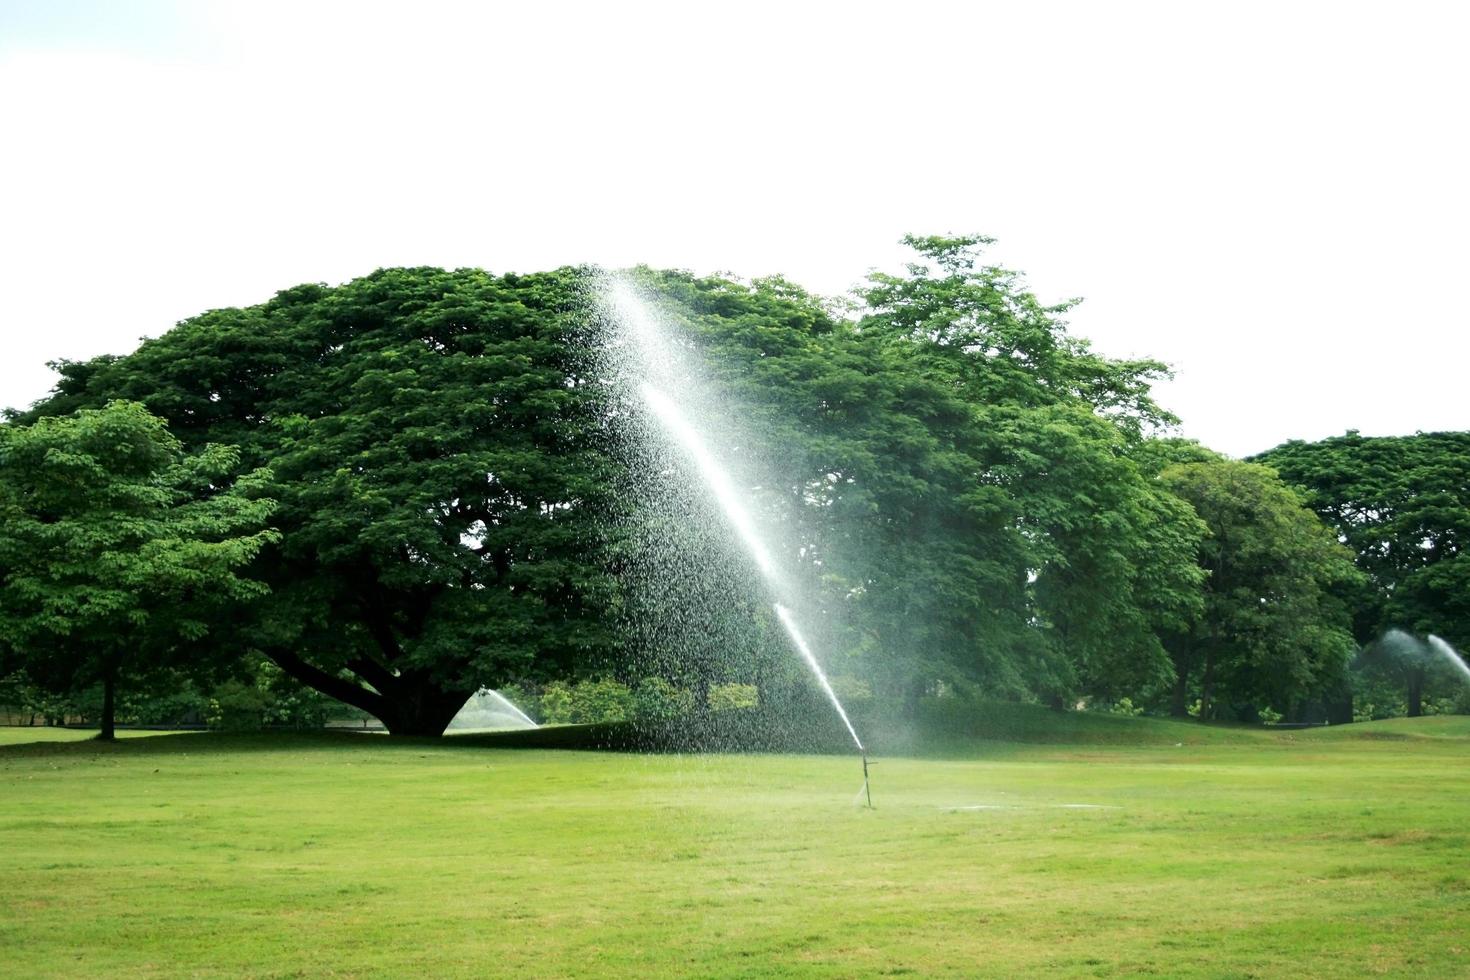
[2,717,1467,977]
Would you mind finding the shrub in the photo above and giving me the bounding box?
[537,679,635,724]
[707,683,759,713]
[1108,697,1145,717]
[632,677,695,723]
[207,679,270,730]
[1422,696,1458,716]
[206,660,335,730]
[571,678,634,723]
[538,682,573,723]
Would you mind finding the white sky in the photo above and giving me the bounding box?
[2,0,1466,457]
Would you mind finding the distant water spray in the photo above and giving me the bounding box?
[446,689,539,732]
[603,278,870,803]
[1427,635,1470,684]
[484,689,539,727]
[1375,629,1470,689]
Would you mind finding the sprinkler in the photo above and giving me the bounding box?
[862,751,874,809]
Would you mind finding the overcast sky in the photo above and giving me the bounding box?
[2,0,1466,456]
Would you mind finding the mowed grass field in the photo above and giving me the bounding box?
[2,714,1468,978]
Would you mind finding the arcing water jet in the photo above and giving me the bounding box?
[604,277,871,804]
[1426,635,1470,684]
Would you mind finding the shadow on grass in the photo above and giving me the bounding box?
[0,729,376,759]
[5,706,1463,761]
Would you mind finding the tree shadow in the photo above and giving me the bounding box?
[0,729,377,759]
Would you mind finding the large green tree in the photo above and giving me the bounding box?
[1257,430,1470,715]
[0,401,276,738]
[27,269,625,735]
[17,241,1221,731]
[624,236,1205,710]
[1157,459,1359,720]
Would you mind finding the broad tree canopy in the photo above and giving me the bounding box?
[16,241,1356,732]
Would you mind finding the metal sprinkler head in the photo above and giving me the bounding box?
[862,751,874,809]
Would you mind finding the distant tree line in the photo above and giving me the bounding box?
[2,237,1466,735]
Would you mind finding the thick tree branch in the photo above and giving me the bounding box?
[359,604,407,663]
[268,649,386,719]
[346,655,399,696]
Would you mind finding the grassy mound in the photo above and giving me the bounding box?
[452,699,1275,755]
[1290,713,1470,741]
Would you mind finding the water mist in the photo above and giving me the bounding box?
[602,277,871,805]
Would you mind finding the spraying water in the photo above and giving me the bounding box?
[638,383,779,580]
[773,603,863,752]
[1378,628,1470,685]
[603,277,870,800]
[446,689,539,732]
[633,377,863,753]
[1427,635,1470,684]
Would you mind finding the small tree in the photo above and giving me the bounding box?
[0,401,277,739]
[1158,459,1360,720]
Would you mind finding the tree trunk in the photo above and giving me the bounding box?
[1407,667,1424,717]
[1199,648,1216,721]
[97,661,117,741]
[379,681,473,737]
[1167,636,1193,718]
[1170,669,1189,718]
[268,649,473,737]
[904,675,926,720]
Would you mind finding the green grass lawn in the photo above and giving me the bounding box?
[2,715,1467,978]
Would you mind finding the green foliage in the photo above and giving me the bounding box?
[1258,431,1470,712]
[206,660,336,731]
[536,682,572,724]
[206,679,272,731]
[0,401,278,736]
[1157,460,1360,719]
[27,269,624,735]
[625,235,1204,711]
[631,676,696,723]
[706,682,759,713]
[13,242,1397,734]
[1257,431,1470,640]
[537,678,636,725]
[520,676,698,727]
[1107,697,1145,717]
[0,670,73,724]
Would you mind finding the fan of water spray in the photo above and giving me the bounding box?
[446,689,539,732]
[602,276,871,805]
[1427,635,1470,684]
[1379,628,1470,685]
